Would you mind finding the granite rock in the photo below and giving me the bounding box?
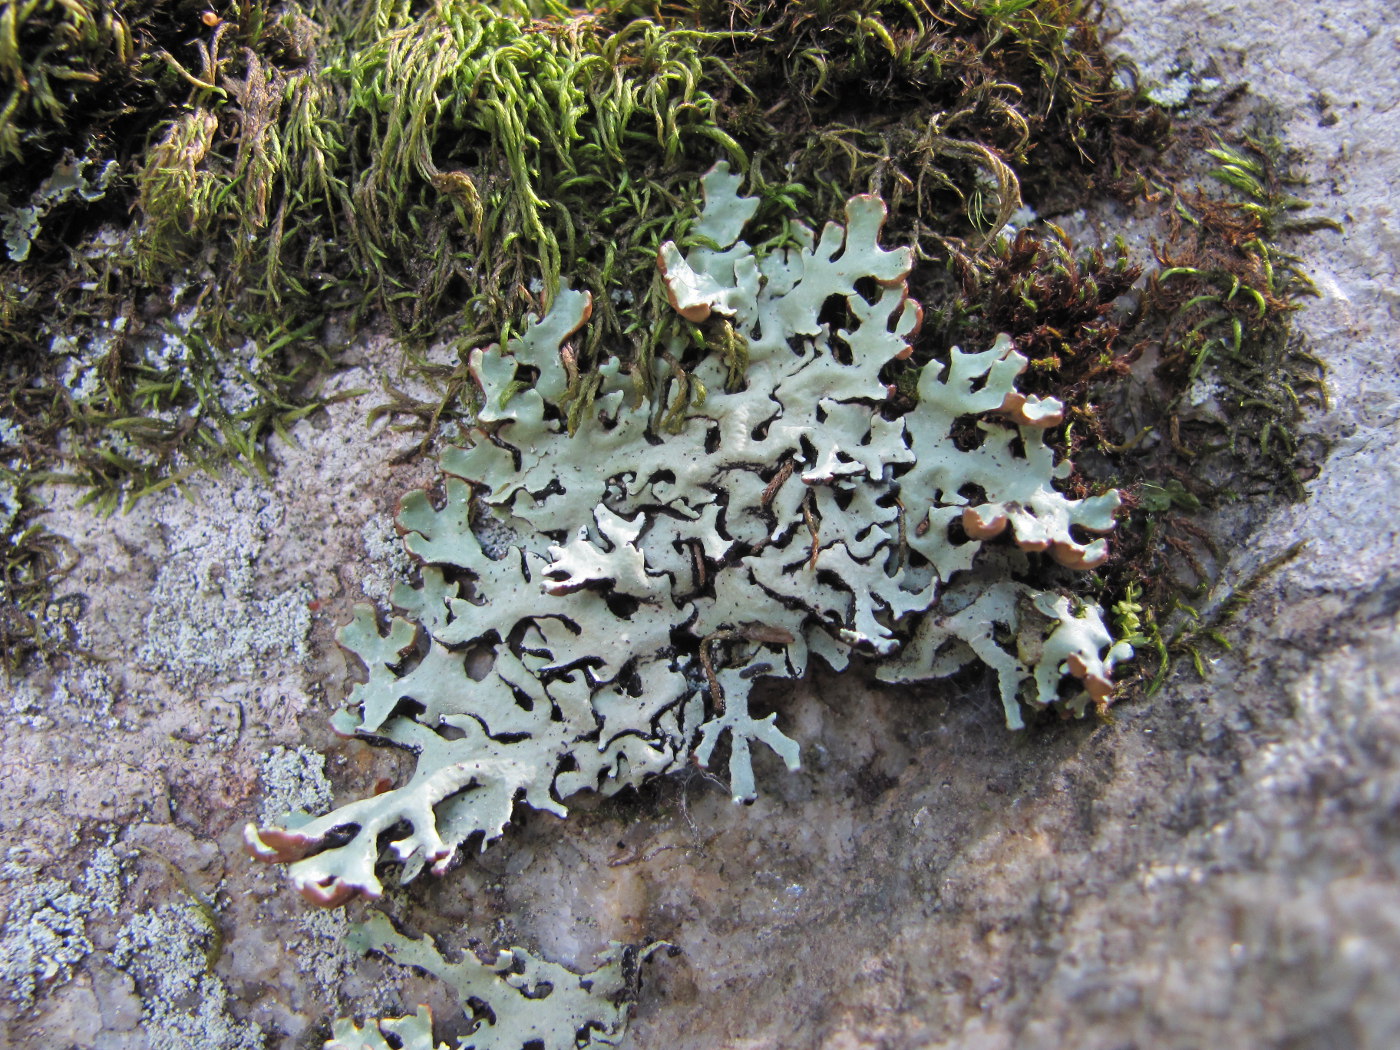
[2,1,1397,1048]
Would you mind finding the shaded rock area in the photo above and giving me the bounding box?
[3,1,1398,1048]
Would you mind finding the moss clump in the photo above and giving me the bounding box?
[1091,126,1336,690]
[0,2,1332,696]
[3,0,1161,459]
[930,223,1143,415]
[1148,133,1334,495]
[1,1,161,164]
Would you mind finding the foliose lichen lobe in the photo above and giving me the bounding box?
[247,163,1131,913]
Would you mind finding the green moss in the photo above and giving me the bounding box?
[0,0,144,163]
[1147,131,1335,496]
[1091,125,1337,690]
[0,0,1333,698]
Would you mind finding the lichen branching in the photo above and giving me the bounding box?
[247,165,1132,913]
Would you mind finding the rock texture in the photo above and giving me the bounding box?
[3,2,1398,1048]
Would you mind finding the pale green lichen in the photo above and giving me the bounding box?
[251,165,1131,1046]
[112,900,263,1050]
[360,513,417,605]
[1141,67,1223,110]
[257,744,336,826]
[137,485,312,685]
[0,865,95,1003]
[329,1008,443,1050]
[2,154,118,262]
[0,847,121,1003]
[331,914,665,1050]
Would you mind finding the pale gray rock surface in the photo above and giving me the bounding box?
[2,2,1398,1048]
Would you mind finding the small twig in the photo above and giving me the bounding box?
[698,629,735,711]
[893,497,908,573]
[760,459,795,506]
[689,539,707,589]
[609,842,683,867]
[802,491,820,568]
